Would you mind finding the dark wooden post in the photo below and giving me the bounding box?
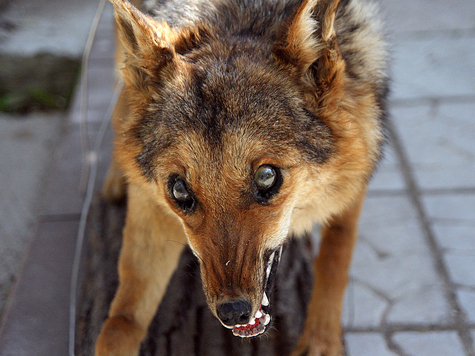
[75,196,315,356]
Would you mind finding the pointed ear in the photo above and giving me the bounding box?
[109,0,176,89]
[273,0,343,82]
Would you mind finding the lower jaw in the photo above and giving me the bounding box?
[231,305,271,338]
[227,246,282,338]
[232,316,267,338]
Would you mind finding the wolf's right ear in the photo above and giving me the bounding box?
[109,0,176,90]
[273,0,344,93]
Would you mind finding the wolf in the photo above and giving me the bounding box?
[95,0,388,354]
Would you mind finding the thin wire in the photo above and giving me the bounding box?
[79,0,108,195]
[68,0,118,354]
[68,79,123,356]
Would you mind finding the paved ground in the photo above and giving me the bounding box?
[0,0,474,355]
[0,0,100,322]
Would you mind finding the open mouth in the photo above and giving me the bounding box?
[227,245,283,338]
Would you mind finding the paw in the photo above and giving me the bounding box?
[102,163,126,203]
[95,315,145,356]
[291,329,343,356]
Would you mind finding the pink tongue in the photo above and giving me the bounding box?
[234,318,259,331]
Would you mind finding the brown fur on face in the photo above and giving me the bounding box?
[112,0,385,241]
[97,0,389,353]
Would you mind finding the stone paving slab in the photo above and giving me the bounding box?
[422,193,475,330]
[391,35,475,101]
[0,0,103,108]
[345,333,398,356]
[41,122,113,217]
[379,0,475,35]
[0,0,98,57]
[88,4,115,62]
[458,290,475,324]
[68,60,116,124]
[393,331,467,356]
[368,142,406,193]
[0,113,63,317]
[422,194,475,287]
[0,220,79,356]
[391,102,475,190]
[343,195,453,329]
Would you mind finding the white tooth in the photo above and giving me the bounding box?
[262,292,269,306]
[255,310,263,318]
[220,320,234,329]
[264,314,271,325]
[266,252,275,278]
[249,317,255,325]
[268,252,275,265]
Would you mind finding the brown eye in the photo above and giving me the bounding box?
[254,165,276,190]
[172,179,190,202]
[253,165,282,203]
[169,176,195,212]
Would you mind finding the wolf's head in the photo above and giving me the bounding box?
[109,0,381,337]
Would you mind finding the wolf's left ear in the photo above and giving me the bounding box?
[273,0,343,88]
[109,0,176,89]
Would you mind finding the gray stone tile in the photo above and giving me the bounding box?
[349,196,452,326]
[391,36,475,101]
[432,225,475,252]
[422,194,475,287]
[357,196,429,257]
[444,254,475,287]
[342,281,388,329]
[379,0,475,35]
[393,331,466,356]
[0,220,79,356]
[345,333,397,356]
[42,123,113,217]
[89,4,115,61]
[391,103,475,190]
[0,113,63,316]
[457,289,475,323]
[386,284,451,325]
[0,0,99,57]
[68,62,116,124]
[368,142,406,193]
[423,194,475,222]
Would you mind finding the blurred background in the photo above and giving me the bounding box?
[0,0,474,355]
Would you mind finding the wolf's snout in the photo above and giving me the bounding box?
[216,299,252,326]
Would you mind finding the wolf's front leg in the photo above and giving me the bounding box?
[95,184,186,356]
[292,190,366,356]
[102,82,128,203]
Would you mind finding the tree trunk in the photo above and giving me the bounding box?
[75,196,315,356]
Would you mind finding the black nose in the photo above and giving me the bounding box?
[216,299,252,326]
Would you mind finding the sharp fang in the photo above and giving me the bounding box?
[264,314,271,325]
[255,310,263,318]
[221,322,234,330]
[268,252,275,265]
[262,292,269,306]
[266,251,275,278]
